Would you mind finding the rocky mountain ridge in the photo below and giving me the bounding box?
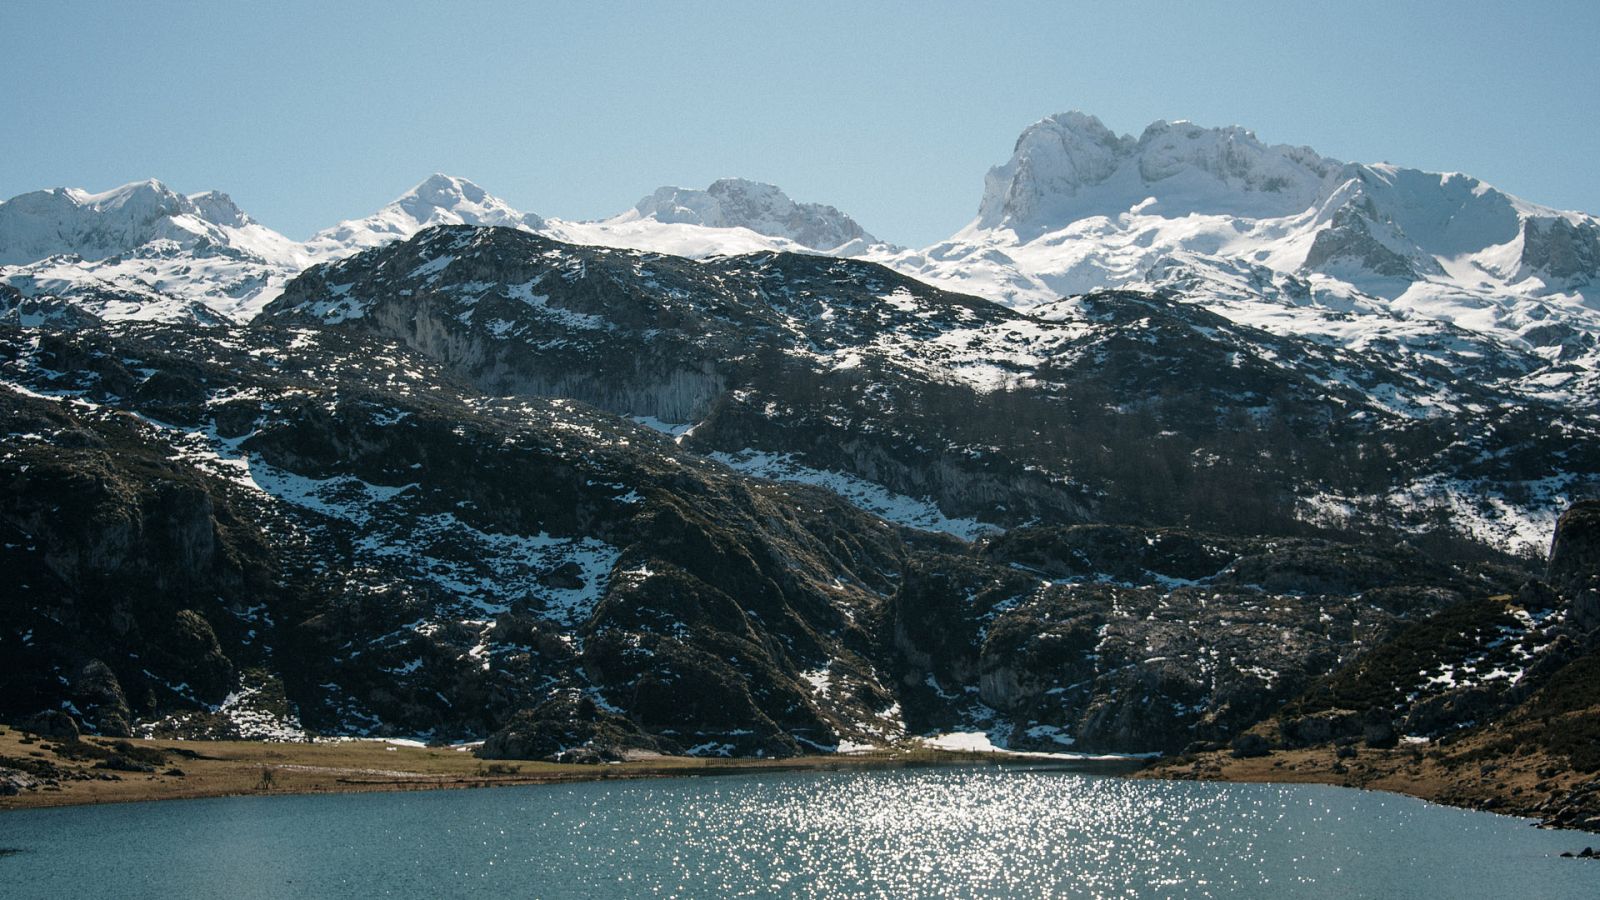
[3,227,1596,772]
[256,225,1598,557]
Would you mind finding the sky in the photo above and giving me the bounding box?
[3,0,1598,247]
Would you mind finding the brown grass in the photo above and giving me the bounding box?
[1139,726,1598,829]
[0,727,1126,811]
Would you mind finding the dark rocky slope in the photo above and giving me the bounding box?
[264,226,1600,555]
[1,226,1594,785]
[1150,500,1600,829]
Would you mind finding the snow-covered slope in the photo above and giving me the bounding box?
[613,178,876,250]
[0,179,308,321]
[544,177,892,259]
[869,112,1600,403]
[543,216,819,259]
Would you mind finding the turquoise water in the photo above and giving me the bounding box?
[1,766,1595,898]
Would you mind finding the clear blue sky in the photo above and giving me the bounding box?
[3,1,1597,246]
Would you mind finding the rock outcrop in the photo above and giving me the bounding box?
[1549,499,1600,630]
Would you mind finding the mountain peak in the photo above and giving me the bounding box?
[302,174,544,260]
[66,178,186,216]
[404,172,489,206]
[0,178,264,266]
[1039,110,1128,146]
[624,178,874,250]
[187,190,252,228]
[977,112,1339,232]
[393,173,534,228]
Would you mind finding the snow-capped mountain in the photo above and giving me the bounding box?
[889,111,1600,303]
[0,179,308,322]
[0,173,552,323]
[5,126,1600,815]
[977,112,1338,232]
[614,177,876,250]
[301,173,545,261]
[873,113,1600,402]
[544,178,889,259]
[0,178,300,267]
[0,173,885,321]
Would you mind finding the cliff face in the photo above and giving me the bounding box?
[1549,500,1600,630]
[1,386,280,736]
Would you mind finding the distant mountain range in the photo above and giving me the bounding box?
[4,111,1596,398]
[0,171,887,322]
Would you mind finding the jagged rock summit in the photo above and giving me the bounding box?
[893,110,1600,306]
[975,111,1338,233]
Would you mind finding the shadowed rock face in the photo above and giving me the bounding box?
[3,303,1537,758]
[1520,219,1600,283]
[1175,497,1600,830]
[1549,499,1600,630]
[878,524,1522,753]
[0,320,919,753]
[1302,204,1434,280]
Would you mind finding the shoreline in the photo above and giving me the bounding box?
[0,728,1140,813]
[1138,739,1600,835]
[5,726,1595,838]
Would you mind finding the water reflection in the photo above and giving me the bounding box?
[1,768,1593,898]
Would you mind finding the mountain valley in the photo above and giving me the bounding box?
[3,113,1598,828]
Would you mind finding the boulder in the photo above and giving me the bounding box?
[16,710,79,741]
[478,691,667,763]
[538,561,586,591]
[1362,708,1397,749]
[0,767,40,796]
[94,755,155,773]
[1231,732,1272,758]
[69,660,132,737]
[1402,687,1497,738]
[1279,710,1360,747]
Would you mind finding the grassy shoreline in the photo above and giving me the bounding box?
[1138,737,1600,834]
[0,727,1141,812]
[7,725,1595,837]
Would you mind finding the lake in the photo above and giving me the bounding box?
[2,766,1595,897]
